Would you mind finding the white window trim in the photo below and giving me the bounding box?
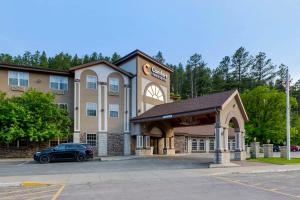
[109,104,119,118]
[109,77,120,93]
[86,75,97,90]
[86,133,97,147]
[57,103,68,110]
[49,75,69,91]
[136,135,143,149]
[8,71,29,87]
[86,102,97,117]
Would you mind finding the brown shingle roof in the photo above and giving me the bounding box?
[0,63,71,76]
[69,60,133,77]
[131,90,237,122]
[174,125,235,137]
[114,49,174,73]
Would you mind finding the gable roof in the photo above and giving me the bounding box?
[114,49,174,73]
[131,90,248,123]
[0,63,71,76]
[69,60,133,77]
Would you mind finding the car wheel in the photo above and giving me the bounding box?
[76,154,85,162]
[39,155,50,164]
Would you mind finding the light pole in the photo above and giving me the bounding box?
[286,67,291,160]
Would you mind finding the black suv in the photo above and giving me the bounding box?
[34,143,93,164]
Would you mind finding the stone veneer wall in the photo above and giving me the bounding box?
[107,133,124,156]
[0,141,49,158]
[79,132,98,156]
[175,136,186,154]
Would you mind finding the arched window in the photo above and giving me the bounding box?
[145,85,164,101]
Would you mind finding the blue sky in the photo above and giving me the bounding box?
[1,0,300,80]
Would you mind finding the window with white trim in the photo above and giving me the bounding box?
[57,103,68,110]
[145,85,164,101]
[199,139,205,151]
[86,75,97,90]
[209,139,215,151]
[136,135,143,149]
[50,75,68,91]
[109,104,119,118]
[8,71,29,87]
[192,139,197,151]
[144,136,150,148]
[86,102,97,117]
[109,78,119,93]
[86,133,97,147]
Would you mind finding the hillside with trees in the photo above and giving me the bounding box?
[0,47,300,144]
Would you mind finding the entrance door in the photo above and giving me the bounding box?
[150,137,159,154]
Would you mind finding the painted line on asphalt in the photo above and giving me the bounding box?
[0,188,59,200]
[17,161,32,166]
[51,184,65,200]
[0,184,58,195]
[214,176,300,199]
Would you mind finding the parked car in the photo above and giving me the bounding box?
[291,145,299,152]
[273,145,280,152]
[34,143,93,164]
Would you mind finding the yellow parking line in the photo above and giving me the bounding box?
[51,184,65,200]
[0,185,59,195]
[28,194,54,200]
[214,176,300,199]
[22,182,50,187]
[0,188,59,200]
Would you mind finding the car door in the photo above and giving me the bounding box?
[65,144,77,160]
[52,144,66,160]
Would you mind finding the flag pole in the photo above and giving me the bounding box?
[286,67,291,160]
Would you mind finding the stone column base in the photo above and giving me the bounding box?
[234,150,246,161]
[73,131,80,143]
[163,148,175,155]
[98,133,107,156]
[123,134,131,156]
[263,144,273,158]
[135,148,153,156]
[214,151,230,165]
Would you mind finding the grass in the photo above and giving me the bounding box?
[249,157,300,164]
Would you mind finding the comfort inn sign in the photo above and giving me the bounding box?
[143,63,167,81]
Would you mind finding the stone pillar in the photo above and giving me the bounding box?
[263,144,273,158]
[98,132,107,156]
[250,142,260,159]
[187,137,192,153]
[73,131,80,143]
[280,146,287,158]
[223,128,229,152]
[163,127,175,155]
[234,131,246,161]
[124,133,131,156]
[214,126,230,165]
[205,138,210,153]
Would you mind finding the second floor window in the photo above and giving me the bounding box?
[109,104,119,118]
[109,78,119,93]
[57,103,68,110]
[86,75,97,90]
[8,71,29,87]
[86,102,97,117]
[50,76,68,91]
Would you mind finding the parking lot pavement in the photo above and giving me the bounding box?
[216,171,300,199]
[58,171,300,200]
[0,184,64,200]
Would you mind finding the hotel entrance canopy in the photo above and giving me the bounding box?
[131,90,249,165]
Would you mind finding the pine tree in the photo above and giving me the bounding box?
[39,51,48,67]
[153,51,165,64]
[111,52,121,63]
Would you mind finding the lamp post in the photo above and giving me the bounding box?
[286,67,291,160]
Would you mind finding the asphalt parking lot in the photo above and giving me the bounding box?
[1,155,300,200]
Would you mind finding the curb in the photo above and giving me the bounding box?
[0,182,50,187]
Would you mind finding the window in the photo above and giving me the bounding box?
[50,76,68,91]
[192,139,197,151]
[199,139,205,151]
[231,139,236,151]
[109,78,119,93]
[50,140,59,147]
[8,71,29,87]
[57,103,68,110]
[86,103,97,117]
[55,144,66,150]
[209,139,215,151]
[109,104,119,118]
[145,85,164,101]
[136,135,143,149]
[86,75,97,89]
[144,136,150,148]
[86,133,97,147]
